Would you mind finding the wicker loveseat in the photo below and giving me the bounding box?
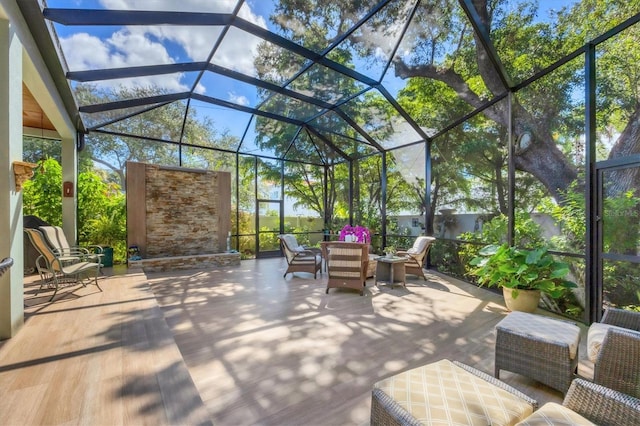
[371,360,640,426]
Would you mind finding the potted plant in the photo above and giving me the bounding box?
[338,225,371,244]
[383,245,396,258]
[469,243,576,312]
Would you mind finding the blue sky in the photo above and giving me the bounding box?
[50,0,585,151]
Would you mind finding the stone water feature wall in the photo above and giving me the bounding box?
[126,161,239,271]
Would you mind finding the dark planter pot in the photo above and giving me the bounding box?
[101,246,114,267]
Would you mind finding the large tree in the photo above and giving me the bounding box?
[75,85,238,188]
[271,0,640,205]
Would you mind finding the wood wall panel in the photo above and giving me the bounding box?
[126,161,147,257]
[217,172,231,252]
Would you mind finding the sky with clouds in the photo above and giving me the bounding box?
[49,0,585,151]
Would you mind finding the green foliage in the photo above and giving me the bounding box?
[75,84,237,189]
[457,213,545,273]
[538,182,586,253]
[23,158,128,264]
[23,159,63,225]
[540,182,640,309]
[429,240,465,278]
[258,228,280,252]
[85,197,127,263]
[469,243,577,299]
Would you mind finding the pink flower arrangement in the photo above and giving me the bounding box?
[338,225,371,244]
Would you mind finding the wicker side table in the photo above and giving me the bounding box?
[495,311,581,394]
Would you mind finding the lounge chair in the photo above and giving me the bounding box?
[278,234,322,279]
[397,236,435,280]
[24,228,102,301]
[39,225,104,266]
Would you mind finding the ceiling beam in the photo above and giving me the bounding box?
[43,9,233,26]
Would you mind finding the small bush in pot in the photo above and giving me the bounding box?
[383,245,396,257]
[469,243,576,311]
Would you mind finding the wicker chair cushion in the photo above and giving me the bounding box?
[281,234,304,252]
[497,312,580,359]
[587,322,630,362]
[373,359,534,425]
[515,402,595,426]
[407,236,431,254]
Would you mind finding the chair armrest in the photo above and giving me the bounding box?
[601,308,640,332]
[55,247,90,256]
[292,249,317,259]
[302,246,322,254]
[0,257,14,276]
[396,250,419,263]
[87,244,105,254]
[563,378,640,425]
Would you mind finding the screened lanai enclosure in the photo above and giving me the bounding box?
[19,0,640,323]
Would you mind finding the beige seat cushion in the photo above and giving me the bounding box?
[586,322,630,362]
[497,311,581,359]
[515,402,595,425]
[281,234,303,251]
[373,359,534,426]
[407,236,433,254]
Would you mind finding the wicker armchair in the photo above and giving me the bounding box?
[396,236,435,280]
[587,308,640,398]
[324,242,368,295]
[594,327,640,399]
[278,234,322,279]
[519,378,640,426]
[600,307,640,331]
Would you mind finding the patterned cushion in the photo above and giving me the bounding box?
[515,402,595,425]
[586,322,628,362]
[373,359,534,426]
[496,312,580,359]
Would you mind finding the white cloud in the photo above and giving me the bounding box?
[59,0,269,94]
[60,31,188,93]
[209,27,262,76]
[228,92,249,106]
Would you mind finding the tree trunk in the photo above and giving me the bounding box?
[606,107,640,197]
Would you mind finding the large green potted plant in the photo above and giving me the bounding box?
[469,243,576,312]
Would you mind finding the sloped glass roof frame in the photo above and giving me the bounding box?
[21,0,482,165]
[24,0,629,168]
